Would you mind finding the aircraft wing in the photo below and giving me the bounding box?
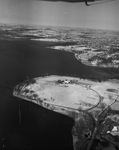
[36,0,115,6]
[37,0,94,2]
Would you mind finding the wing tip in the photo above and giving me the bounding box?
[85,1,90,6]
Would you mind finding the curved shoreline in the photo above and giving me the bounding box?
[13,75,119,118]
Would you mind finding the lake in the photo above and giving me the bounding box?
[0,39,118,150]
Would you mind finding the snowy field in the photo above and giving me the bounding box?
[14,75,119,111]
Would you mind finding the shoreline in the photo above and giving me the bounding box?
[13,75,119,114]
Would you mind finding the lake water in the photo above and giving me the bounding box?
[0,39,118,149]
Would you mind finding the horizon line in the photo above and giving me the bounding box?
[0,21,119,32]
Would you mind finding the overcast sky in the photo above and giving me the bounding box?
[0,0,119,31]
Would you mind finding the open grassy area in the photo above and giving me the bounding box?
[14,75,119,112]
